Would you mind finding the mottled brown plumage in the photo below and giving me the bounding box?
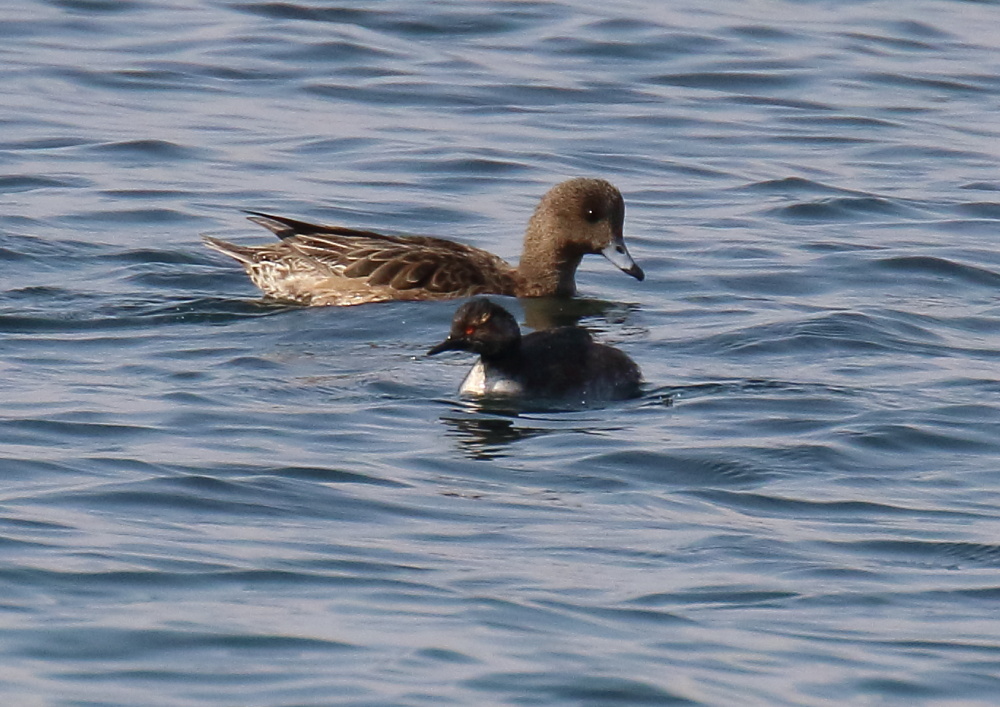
[203,178,644,306]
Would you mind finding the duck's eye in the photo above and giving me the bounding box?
[583,206,603,223]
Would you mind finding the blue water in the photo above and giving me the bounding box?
[3,0,1000,704]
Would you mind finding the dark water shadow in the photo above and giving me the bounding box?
[519,296,638,330]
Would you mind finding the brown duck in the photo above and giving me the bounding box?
[203,178,644,306]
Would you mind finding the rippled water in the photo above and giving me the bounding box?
[3,1,1000,704]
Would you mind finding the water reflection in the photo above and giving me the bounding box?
[519,296,638,330]
[439,410,552,460]
[438,388,673,460]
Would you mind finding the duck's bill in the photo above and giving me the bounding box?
[427,337,460,356]
[601,240,645,281]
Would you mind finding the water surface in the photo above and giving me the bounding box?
[2,1,1000,705]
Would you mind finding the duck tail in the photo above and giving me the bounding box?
[202,235,255,264]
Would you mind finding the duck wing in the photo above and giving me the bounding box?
[519,328,641,399]
[247,211,399,242]
[247,212,516,297]
[517,328,595,389]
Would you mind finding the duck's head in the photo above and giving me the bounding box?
[524,178,644,284]
[428,298,521,358]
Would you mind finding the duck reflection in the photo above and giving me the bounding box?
[519,295,637,330]
[439,410,552,460]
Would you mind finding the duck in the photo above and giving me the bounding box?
[428,298,642,403]
[203,178,643,306]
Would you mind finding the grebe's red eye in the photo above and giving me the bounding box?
[464,326,476,336]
